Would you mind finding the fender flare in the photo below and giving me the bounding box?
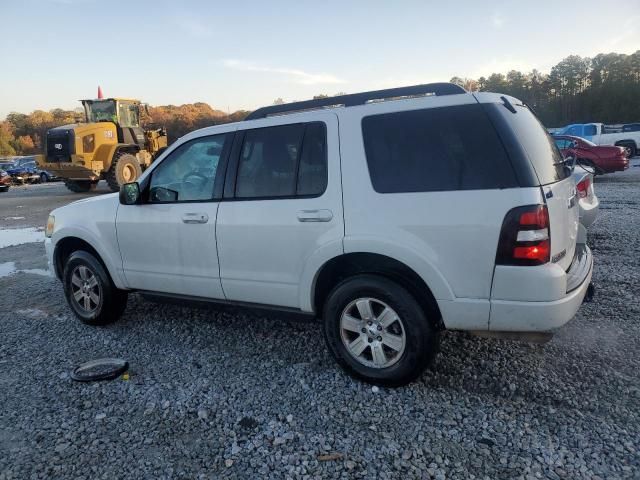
[298,237,455,313]
[52,226,128,289]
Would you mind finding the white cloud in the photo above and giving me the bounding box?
[222,59,345,85]
[491,12,506,29]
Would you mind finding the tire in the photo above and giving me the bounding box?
[618,142,637,159]
[62,250,128,326]
[106,152,142,192]
[64,180,95,193]
[0,185,8,192]
[39,172,49,183]
[323,274,439,387]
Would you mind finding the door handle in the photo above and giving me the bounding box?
[182,213,209,224]
[297,209,333,222]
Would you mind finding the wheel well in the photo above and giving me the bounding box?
[115,145,140,157]
[313,253,443,329]
[615,140,637,148]
[53,237,105,280]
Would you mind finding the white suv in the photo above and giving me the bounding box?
[45,83,593,386]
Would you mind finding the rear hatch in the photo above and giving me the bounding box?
[479,94,578,271]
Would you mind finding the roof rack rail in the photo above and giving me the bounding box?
[244,82,466,121]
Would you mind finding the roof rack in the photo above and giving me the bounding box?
[244,82,466,121]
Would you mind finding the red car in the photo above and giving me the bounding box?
[554,135,628,174]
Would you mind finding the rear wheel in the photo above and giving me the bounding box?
[39,172,49,183]
[106,152,142,192]
[63,251,128,326]
[323,274,439,387]
[64,180,96,193]
[618,142,637,158]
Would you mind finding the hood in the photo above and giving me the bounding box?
[69,192,119,207]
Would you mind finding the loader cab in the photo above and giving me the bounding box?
[81,98,146,149]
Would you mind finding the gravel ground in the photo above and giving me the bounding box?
[0,168,639,480]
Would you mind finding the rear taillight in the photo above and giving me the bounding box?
[496,205,550,266]
[576,178,590,199]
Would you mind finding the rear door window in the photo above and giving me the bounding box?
[235,122,327,199]
[362,104,518,193]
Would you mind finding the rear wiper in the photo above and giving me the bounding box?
[500,96,516,114]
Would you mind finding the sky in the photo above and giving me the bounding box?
[0,0,639,117]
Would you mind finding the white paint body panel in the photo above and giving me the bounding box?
[47,89,590,336]
[115,202,224,298]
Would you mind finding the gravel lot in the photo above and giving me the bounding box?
[1,167,639,480]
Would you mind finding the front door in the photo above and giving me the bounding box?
[116,132,233,298]
[216,116,343,309]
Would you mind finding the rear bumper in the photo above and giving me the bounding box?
[579,195,599,229]
[489,245,593,332]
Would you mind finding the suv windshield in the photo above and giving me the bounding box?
[85,100,117,123]
[490,102,570,185]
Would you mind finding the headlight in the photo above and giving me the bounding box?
[46,215,55,238]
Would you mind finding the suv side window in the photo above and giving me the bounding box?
[362,104,517,193]
[583,125,597,136]
[149,133,230,203]
[235,122,327,198]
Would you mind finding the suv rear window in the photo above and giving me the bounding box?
[362,104,518,193]
[489,103,569,185]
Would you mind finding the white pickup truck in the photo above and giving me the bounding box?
[555,123,640,157]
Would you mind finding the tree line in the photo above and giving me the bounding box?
[1,50,638,157]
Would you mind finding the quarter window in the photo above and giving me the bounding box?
[362,104,518,193]
[149,134,229,202]
[235,122,327,199]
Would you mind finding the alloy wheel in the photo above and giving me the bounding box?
[339,297,406,369]
[70,265,101,313]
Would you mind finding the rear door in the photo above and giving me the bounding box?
[216,114,343,309]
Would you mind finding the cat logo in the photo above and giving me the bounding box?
[104,131,114,139]
[54,143,63,150]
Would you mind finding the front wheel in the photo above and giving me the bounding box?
[63,251,128,325]
[323,274,438,387]
[39,172,49,183]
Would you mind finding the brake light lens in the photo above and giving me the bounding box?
[576,178,590,199]
[496,205,550,266]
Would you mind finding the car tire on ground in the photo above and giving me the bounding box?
[39,172,49,183]
[323,274,439,387]
[106,152,142,192]
[618,142,637,159]
[64,180,96,193]
[62,250,128,326]
[0,185,9,192]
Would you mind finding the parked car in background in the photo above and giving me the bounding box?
[45,83,593,386]
[571,164,599,242]
[554,123,640,158]
[3,156,59,184]
[0,170,11,192]
[554,135,628,174]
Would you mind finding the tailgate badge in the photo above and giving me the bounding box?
[552,249,567,263]
[545,190,554,199]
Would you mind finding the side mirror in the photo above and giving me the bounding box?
[120,182,141,205]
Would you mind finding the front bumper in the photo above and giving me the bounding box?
[45,238,57,279]
[489,244,593,332]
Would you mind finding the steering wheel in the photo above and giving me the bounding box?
[182,171,209,196]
